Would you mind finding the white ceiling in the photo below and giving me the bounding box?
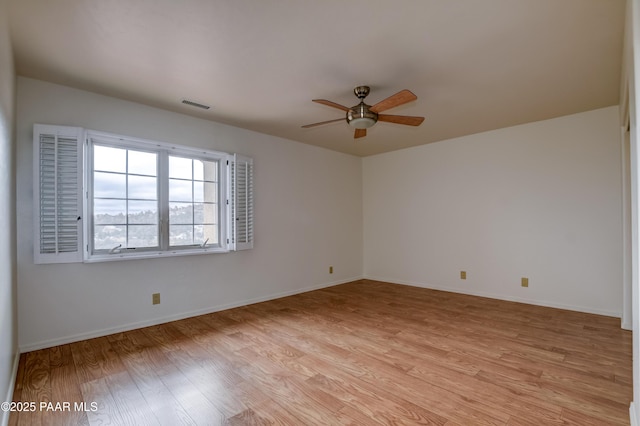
[8,0,626,157]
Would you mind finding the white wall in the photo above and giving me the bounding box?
[364,106,622,316]
[15,77,363,351]
[0,0,17,424]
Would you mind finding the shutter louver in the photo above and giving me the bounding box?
[231,155,253,250]
[34,125,84,264]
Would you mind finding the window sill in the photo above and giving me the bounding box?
[84,247,229,263]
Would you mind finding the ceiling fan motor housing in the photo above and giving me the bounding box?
[347,102,378,128]
[354,85,371,100]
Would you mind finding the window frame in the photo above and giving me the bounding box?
[84,130,231,262]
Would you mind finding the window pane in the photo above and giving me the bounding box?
[128,200,158,224]
[170,225,194,246]
[169,156,192,179]
[194,203,218,224]
[194,203,204,224]
[193,159,204,181]
[169,179,192,202]
[199,225,218,244]
[128,225,158,248]
[128,150,157,176]
[203,203,218,224]
[169,202,193,224]
[194,182,217,202]
[94,145,126,173]
[94,199,126,224]
[128,175,157,200]
[94,172,126,198]
[94,225,126,250]
[194,225,205,243]
[194,159,218,182]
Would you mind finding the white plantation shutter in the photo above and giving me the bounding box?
[230,154,254,250]
[34,124,84,264]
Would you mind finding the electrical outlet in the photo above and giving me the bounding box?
[329,266,333,274]
[460,271,466,280]
[521,277,529,288]
[152,293,161,305]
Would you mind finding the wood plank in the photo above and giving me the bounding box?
[224,408,270,426]
[70,338,125,384]
[80,377,126,426]
[161,342,247,419]
[50,362,90,426]
[20,349,51,425]
[103,371,160,425]
[7,353,27,426]
[140,334,226,425]
[231,346,347,424]
[114,332,196,426]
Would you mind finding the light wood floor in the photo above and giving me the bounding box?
[10,280,632,425]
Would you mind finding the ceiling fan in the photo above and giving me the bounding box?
[302,86,425,139]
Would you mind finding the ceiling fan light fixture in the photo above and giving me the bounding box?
[349,116,377,129]
[347,103,378,129]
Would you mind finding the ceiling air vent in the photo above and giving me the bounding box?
[181,99,211,110]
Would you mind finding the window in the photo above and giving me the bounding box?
[167,155,219,248]
[86,132,228,259]
[34,125,253,263]
[92,144,160,252]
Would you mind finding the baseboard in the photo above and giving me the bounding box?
[630,402,638,426]
[19,276,363,352]
[362,275,622,318]
[1,351,20,426]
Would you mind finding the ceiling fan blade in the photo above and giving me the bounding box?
[369,89,417,113]
[312,99,350,112]
[354,128,367,139]
[377,114,425,126]
[301,118,345,128]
